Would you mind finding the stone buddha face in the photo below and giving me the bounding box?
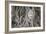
[27,8,35,20]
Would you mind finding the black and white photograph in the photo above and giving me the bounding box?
[8,3,45,32]
[11,6,41,28]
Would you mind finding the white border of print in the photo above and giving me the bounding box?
[9,3,43,32]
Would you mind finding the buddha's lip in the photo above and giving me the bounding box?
[28,15,33,16]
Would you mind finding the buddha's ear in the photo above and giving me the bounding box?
[32,7,35,16]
